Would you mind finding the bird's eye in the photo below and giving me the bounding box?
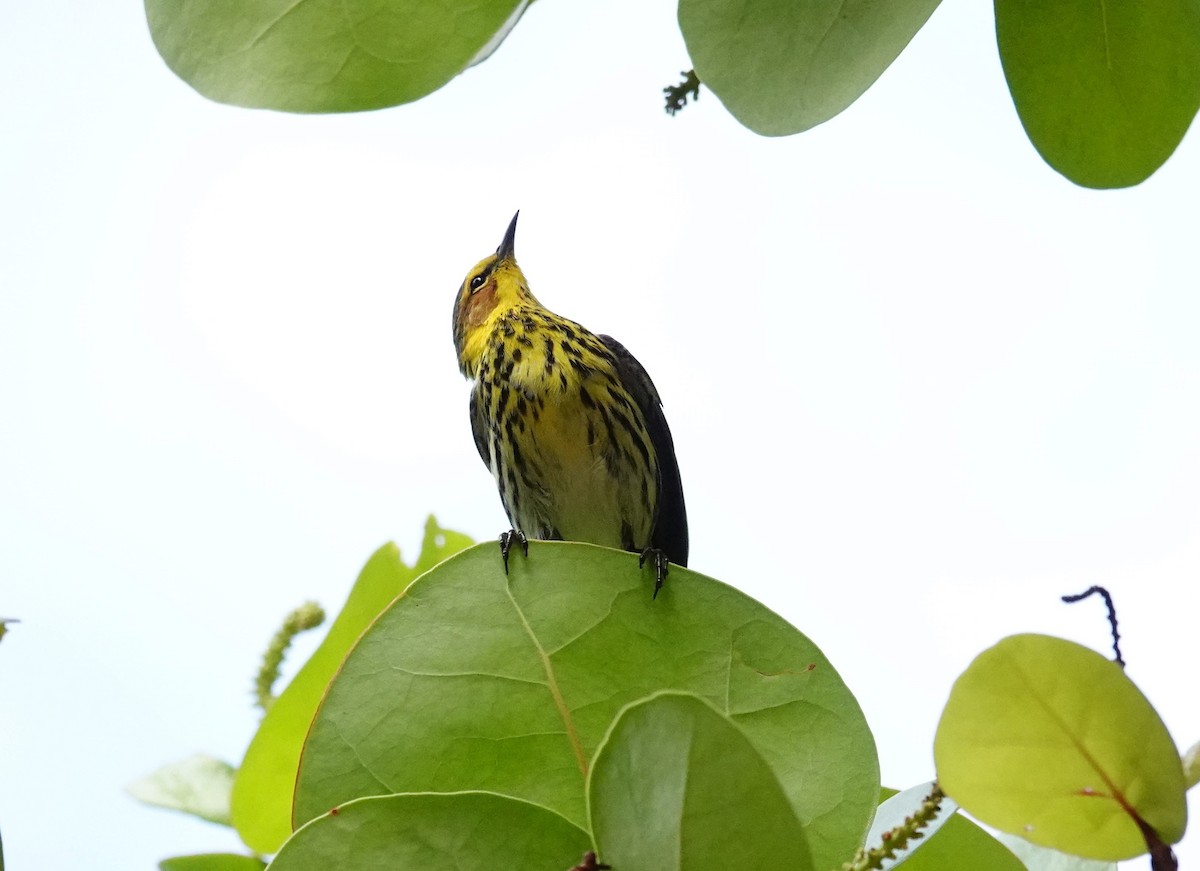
[469,275,486,292]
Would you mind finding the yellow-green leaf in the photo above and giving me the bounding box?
[231,517,472,854]
[935,634,1187,860]
[159,855,265,871]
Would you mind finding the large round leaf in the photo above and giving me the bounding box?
[935,634,1187,860]
[144,0,527,112]
[293,542,878,871]
[996,0,1200,188]
[679,0,942,135]
[267,792,591,870]
[589,692,812,870]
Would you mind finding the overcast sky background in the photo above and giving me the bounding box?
[3,1,1198,868]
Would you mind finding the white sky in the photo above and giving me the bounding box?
[2,0,1197,868]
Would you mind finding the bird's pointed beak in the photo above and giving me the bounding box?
[497,211,519,261]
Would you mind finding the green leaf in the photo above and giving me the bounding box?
[231,517,472,854]
[899,813,1025,871]
[935,634,1187,860]
[267,792,591,871]
[159,855,267,871]
[589,692,812,870]
[996,0,1200,188]
[294,542,878,871]
[144,0,526,112]
[678,0,942,136]
[126,754,237,826]
[993,833,1117,871]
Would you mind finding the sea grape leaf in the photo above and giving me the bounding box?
[144,0,526,112]
[935,633,1187,860]
[159,855,266,871]
[127,754,236,826]
[267,792,590,870]
[293,541,878,871]
[232,517,472,854]
[996,0,1200,187]
[588,692,811,870]
[678,0,942,135]
[899,813,1026,871]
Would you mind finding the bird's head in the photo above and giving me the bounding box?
[452,211,540,378]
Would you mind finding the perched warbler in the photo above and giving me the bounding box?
[452,213,688,593]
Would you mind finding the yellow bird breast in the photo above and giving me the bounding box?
[478,314,658,553]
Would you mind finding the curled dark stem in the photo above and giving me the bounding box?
[664,69,701,116]
[1061,585,1124,667]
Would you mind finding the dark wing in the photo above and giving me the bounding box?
[600,335,689,566]
[469,388,491,468]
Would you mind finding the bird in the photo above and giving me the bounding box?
[452,212,688,594]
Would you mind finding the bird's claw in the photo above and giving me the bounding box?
[639,547,670,598]
[499,529,529,574]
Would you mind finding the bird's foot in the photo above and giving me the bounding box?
[639,547,670,598]
[499,529,529,574]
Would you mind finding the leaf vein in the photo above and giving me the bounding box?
[504,585,590,779]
